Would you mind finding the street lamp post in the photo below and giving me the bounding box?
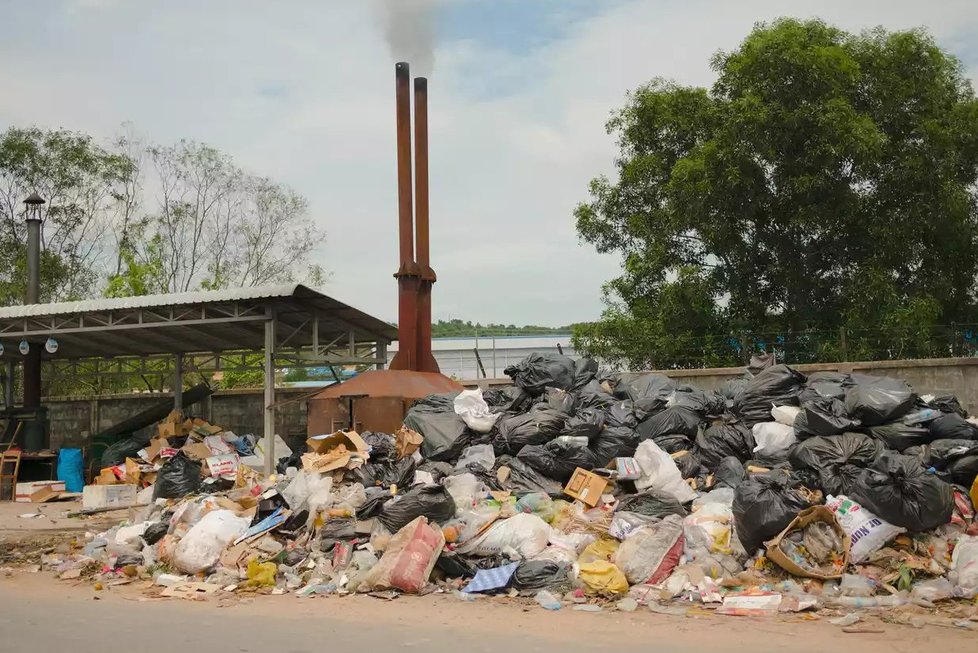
[23,193,45,411]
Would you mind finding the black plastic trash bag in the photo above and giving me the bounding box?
[362,431,397,464]
[720,375,752,409]
[574,380,616,411]
[866,422,932,451]
[416,460,455,483]
[588,426,638,464]
[713,456,747,489]
[817,463,865,496]
[462,462,505,491]
[616,489,687,519]
[651,433,693,454]
[733,364,806,426]
[672,449,702,479]
[927,413,978,441]
[378,484,457,533]
[542,387,576,415]
[436,551,480,579]
[850,452,954,532]
[636,406,703,442]
[403,393,473,461]
[492,408,567,456]
[359,456,416,489]
[512,561,569,591]
[613,372,676,406]
[695,420,754,468]
[573,358,599,390]
[733,474,813,553]
[356,487,393,520]
[564,407,606,441]
[925,394,967,418]
[789,432,883,470]
[495,456,564,497]
[141,522,168,545]
[747,353,775,375]
[504,353,577,397]
[907,439,978,487]
[670,389,726,417]
[798,371,849,404]
[517,439,598,483]
[483,386,533,413]
[844,374,915,427]
[153,453,202,499]
[605,400,639,429]
[795,397,860,437]
[101,433,153,467]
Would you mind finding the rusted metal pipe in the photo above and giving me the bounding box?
[414,77,439,373]
[389,62,419,371]
[395,62,415,271]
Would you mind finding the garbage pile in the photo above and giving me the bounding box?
[42,354,978,616]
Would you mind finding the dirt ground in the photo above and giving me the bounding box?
[0,571,976,653]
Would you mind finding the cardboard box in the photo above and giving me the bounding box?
[95,467,122,485]
[765,505,850,580]
[82,484,137,510]
[181,442,213,461]
[15,481,66,503]
[139,436,172,463]
[563,468,610,508]
[303,431,369,473]
[158,421,186,438]
[395,426,424,459]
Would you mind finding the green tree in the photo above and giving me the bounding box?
[574,19,978,368]
[0,127,133,305]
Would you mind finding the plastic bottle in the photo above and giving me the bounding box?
[535,590,562,610]
[828,594,907,608]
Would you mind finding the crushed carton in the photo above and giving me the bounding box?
[15,481,66,503]
[82,484,137,510]
[563,468,609,508]
[303,431,369,473]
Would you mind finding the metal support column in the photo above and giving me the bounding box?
[263,316,276,477]
[376,342,387,371]
[173,353,184,412]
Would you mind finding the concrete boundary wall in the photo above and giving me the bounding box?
[42,357,978,449]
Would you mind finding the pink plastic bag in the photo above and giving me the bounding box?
[360,516,445,593]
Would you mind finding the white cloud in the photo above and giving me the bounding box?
[1,0,977,325]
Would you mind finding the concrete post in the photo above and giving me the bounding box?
[263,316,276,477]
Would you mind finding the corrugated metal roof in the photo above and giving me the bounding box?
[0,283,308,319]
[0,284,397,359]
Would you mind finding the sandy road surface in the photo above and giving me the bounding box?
[0,572,975,653]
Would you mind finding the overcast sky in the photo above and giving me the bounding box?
[3,0,978,325]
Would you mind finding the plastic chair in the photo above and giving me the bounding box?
[0,450,21,501]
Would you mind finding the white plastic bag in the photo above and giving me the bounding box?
[633,440,696,503]
[825,495,904,563]
[454,389,500,433]
[771,405,801,426]
[172,509,251,574]
[951,535,978,598]
[456,513,552,559]
[443,473,485,512]
[684,501,743,558]
[614,514,685,585]
[752,422,797,456]
[454,444,496,471]
[609,511,657,541]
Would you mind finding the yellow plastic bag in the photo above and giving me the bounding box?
[578,560,628,594]
[245,559,277,587]
[578,537,619,564]
[971,476,978,512]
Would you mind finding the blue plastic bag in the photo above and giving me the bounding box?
[57,448,85,493]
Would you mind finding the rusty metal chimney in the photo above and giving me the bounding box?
[388,62,420,371]
[413,77,439,373]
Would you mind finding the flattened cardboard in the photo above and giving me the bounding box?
[395,426,423,459]
[181,442,213,461]
[303,431,369,473]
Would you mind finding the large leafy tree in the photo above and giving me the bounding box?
[574,19,978,368]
